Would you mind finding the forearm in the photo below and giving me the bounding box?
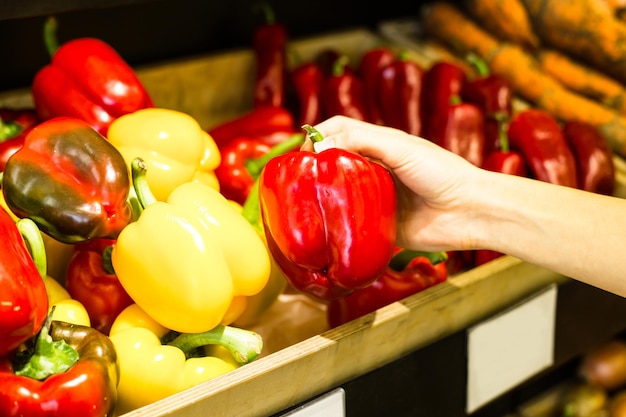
[471,170,626,297]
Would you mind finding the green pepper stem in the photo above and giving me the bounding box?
[254,1,276,24]
[331,55,350,77]
[17,218,47,280]
[167,325,263,365]
[466,52,490,77]
[131,158,157,211]
[493,112,510,153]
[241,179,263,233]
[245,133,303,179]
[0,117,23,141]
[389,249,448,271]
[43,16,60,57]
[302,124,325,144]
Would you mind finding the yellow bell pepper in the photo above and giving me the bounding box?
[109,304,262,415]
[107,107,221,201]
[111,158,271,333]
[44,276,91,327]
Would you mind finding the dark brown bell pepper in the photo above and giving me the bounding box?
[507,109,579,188]
[562,120,615,195]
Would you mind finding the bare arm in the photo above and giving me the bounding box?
[310,116,626,297]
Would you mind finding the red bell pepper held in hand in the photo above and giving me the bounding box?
[427,96,486,166]
[0,108,39,172]
[0,318,118,417]
[259,124,397,301]
[252,3,288,108]
[322,56,369,121]
[208,106,296,148]
[376,52,424,136]
[65,238,134,335]
[507,109,579,188]
[0,208,48,357]
[31,17,153,137]
[359,46,396,125]
[562,120,615,195]
[215,133,304,205]
[290,62,325,127]
[327,249,448,327]
[461,53,514,155]
[420,60,467,140]
[1,117,134,244]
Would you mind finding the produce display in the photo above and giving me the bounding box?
[1,1,626,415]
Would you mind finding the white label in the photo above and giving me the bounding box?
[466,284,557,413]
[280,388,346,417]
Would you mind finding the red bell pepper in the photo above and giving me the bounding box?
[461,53,514,155]
[215,133,304,205]
[252,3,288,108]
[327,249,448,327]
[507,109,579,188]
[562,120,615,195]
[259,125,397,301]
[208,106,296,148]
[1,117,134,244]
[427,96,486,166]
[0,108,39,172]
[314,48,344,78]
[358,46,396,125]
[420,60,467,140]
[31,17,153,136]
[375,52,424,136]
[0,207,48,357]
[321,56,369,121]
[65,238,133,335]
[290,61,325,127]
[0,318,118,416]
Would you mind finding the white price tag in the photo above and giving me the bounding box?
[466,284,557,413]
[280,388,346,417]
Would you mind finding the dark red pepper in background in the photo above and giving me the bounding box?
[375,52,424,136]
[259,125,397,301]
[461,53,514,156]
[562,120,615,195]
[427,96,486,166]
[507,108,579,188]
[358,46,395,125]
[215,133,303,205]
[420,60,467,140]
[0,108,39,171]
[290,61,325,127]
[65,238,133,335]
[321,55,369,121]
[31,17,153,136]
[252,4,288,108]
[207,106,296,148]
[314,48,344,78]
[0,208,48,357]
[2,117,134,244]
[327,249,448,328]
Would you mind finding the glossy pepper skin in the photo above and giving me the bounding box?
[359,47,396,125]
[32,17,153,136]
[291,62,325,127]
[0,207,48,357]
[427,97,486,167]
[322,56,369,121]
[376,53,424,136]
[107,108,221,202]
[562,120,615,195]
[112,159,271,333]
[208,106,296,148]
[507,109,579,188]
[66,238,134,335]
[327,249,448,327]
[259,125,397,301]
[0,320,119,417]
[252,4,288,108]
[0,108,39,171]
[109,304,262,414]
[2,117,133,244]
[420,61,467,140]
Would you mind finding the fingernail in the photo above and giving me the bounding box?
[313,137,336,153]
